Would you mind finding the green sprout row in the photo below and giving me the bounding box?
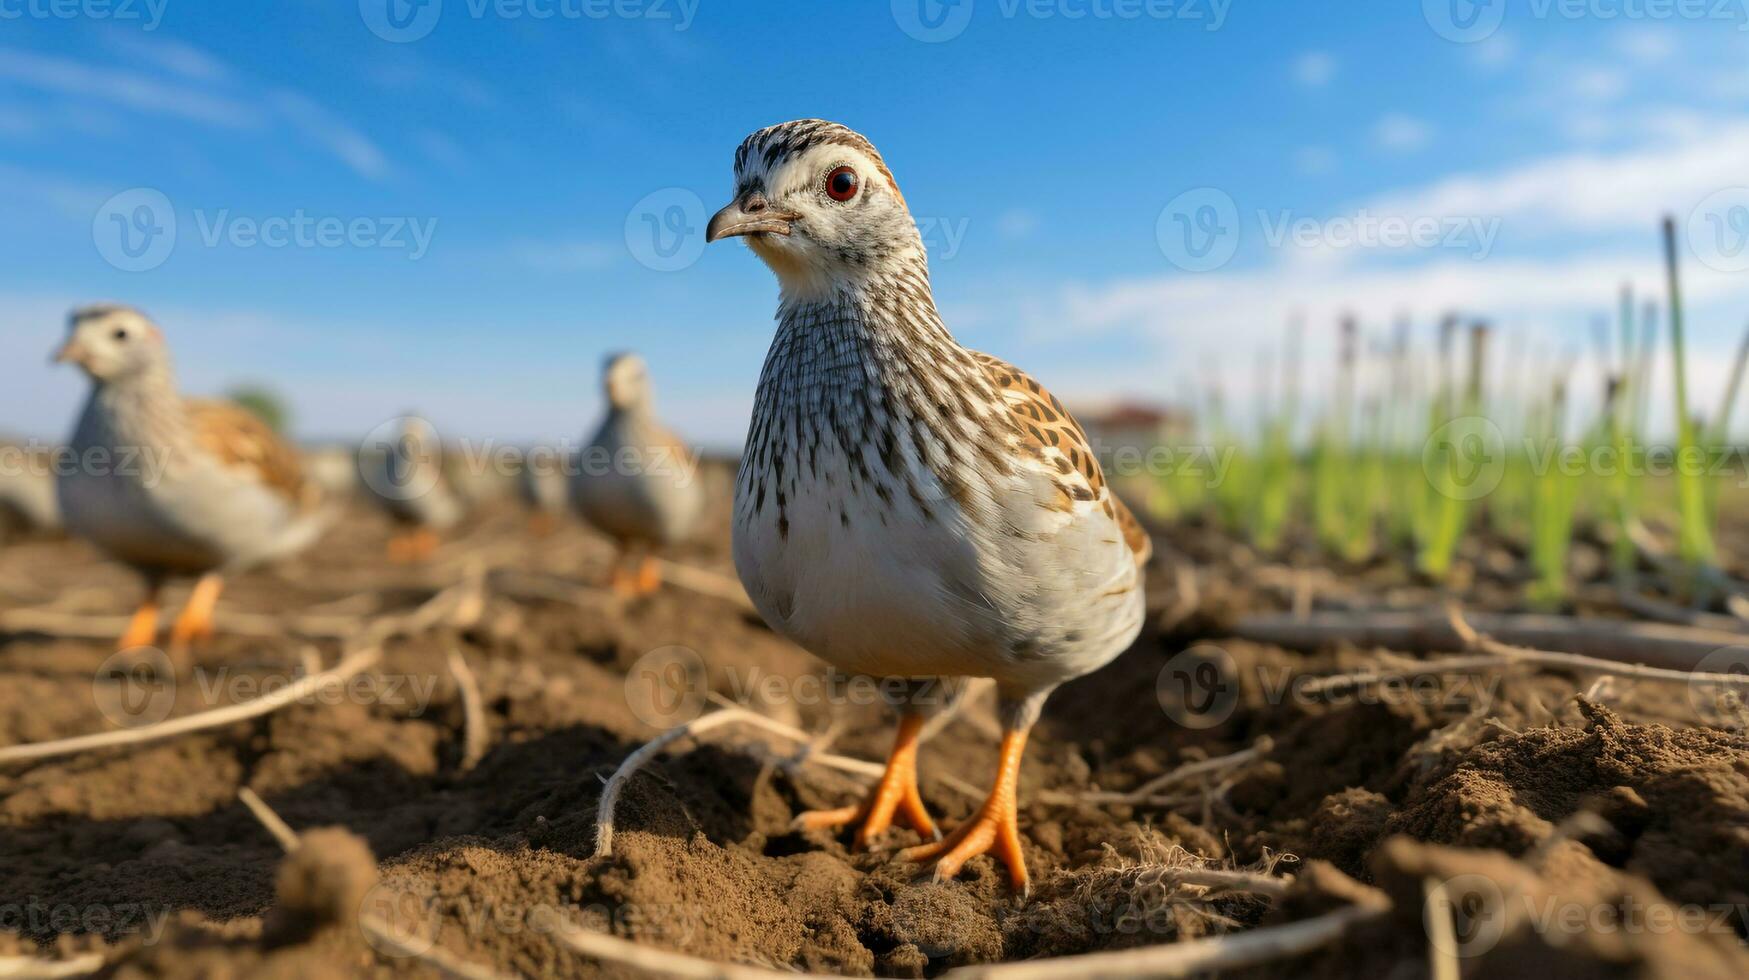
[1141,218,1747,609]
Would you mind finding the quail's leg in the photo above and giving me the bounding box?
[794,712,938,849]
[117,581,162,651]
[634,556,662,596]
[605,545,638,597]
[900,726,1030,892]
[900,691,1046,894]
[409,528,440,562]
[169,573,224,653]
[528,512,557,537]
[386,529,413,562]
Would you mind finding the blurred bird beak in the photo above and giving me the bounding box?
[706,194,798,242]
[52,339,89,367]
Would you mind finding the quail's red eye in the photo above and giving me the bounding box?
[825,166,858,202]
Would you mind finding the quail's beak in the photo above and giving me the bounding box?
[52,338,89,368]
[706,193,799,242]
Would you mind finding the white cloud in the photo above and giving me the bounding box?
[1713,66,1749,101]
[105,35,231,81]
[0,47,258,128]
[414,129,471,174]
[1472,32,1517,71]
[1034,253,1749,434]
[1293,146,1336,176]
[1367,121,1749,234]
[1292,51,1336,88]
[365,59,498,109]
[268,90,390,180]
[0,161,113,219]
[1568,66,1628,102]
[1013,124,1749,437]
[1059,253,1740,343]
[996,209,1039,240]
[0,48,390,180]
[1616,29,1677,65]
[1373,113,1433,153]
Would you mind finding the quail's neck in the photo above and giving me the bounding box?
[777,249,956,355]
[80,362,187,451]
[91,362,177,409]
[605,401,656,426]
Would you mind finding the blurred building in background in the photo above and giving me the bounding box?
[1076,402,1195,456]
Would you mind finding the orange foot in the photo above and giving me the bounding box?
[387,528,439,563]
[606,557,638,598]
[168,573,224,656]
[794,714,937,850]
[408,528,439,561]
[117,594,161,651]
[634,556,662,597]
[899,728,1031,893]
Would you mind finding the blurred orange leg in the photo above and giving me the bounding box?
[528,512,557,537]
[117,593,161,651]
[635,556,662,596]
[605,548,638,597]
[900,726,1031,893]
[169,573,224,651]
[794,713,937,850]
[409,528,440,561]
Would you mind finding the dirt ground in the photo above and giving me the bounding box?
[1,471,1746,978]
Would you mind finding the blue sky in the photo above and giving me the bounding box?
[1,1,1747,448]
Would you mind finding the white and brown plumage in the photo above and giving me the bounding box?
[0,447,60,541]
[708,120,1150,892]
[570,353,705,596]
[517,447,569,536]
[53,305,328,654]
[360,416,465,562]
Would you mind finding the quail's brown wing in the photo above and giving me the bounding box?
[184,399,319,511]
[972,352,1152,567]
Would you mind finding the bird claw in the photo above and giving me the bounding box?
[789,805,861,834]
[898,805,1030,894]
[793,718,936,851]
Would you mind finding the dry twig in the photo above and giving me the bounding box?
[552,892,1384,980]
[654,559,754,609]
[446,645,489,770]
[1235,607,1749,675]
[553,924,830,979]
[940,901,1386,979]
[1422,877,1461,980]
[0,580,475,767]
[1044,737,1274,808]
[0,954,106,980]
